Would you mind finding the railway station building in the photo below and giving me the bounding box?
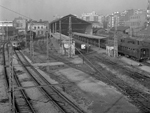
[49,14,93,56]
[50,14,108,56]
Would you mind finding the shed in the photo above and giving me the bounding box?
[50,14,93,36]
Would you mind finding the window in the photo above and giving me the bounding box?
[34,27,36,30]
[38,26,40,29]
[41,26,43,29]
[41,31,43,34]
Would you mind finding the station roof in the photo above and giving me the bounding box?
[52,32,70,41]
[50,14,91,25]
[110,26,129,32]
[73,32,107,40]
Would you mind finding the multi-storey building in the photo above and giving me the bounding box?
[0,21,13,27]
[129,9,146,34]
[81,11,104,28]
[13,17,27,33]
[0,21,17,38]
[106,9,135,29]
[27,19,49,37]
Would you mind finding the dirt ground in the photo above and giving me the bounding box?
[26,42,141,113]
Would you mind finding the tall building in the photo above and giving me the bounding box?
[129,9,147,34]
[106,9,135,29]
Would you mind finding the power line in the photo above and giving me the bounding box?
[0,4,32,20]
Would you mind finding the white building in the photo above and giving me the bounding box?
[81,11,104,28]
[0,21,13,27]
[27,20,49,37]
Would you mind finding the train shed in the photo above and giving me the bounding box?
[49,14,93,35]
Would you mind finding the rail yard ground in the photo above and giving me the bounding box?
[1,38,150,112]
[22,49,140,113]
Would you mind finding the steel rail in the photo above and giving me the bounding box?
[13,67,37,113]
[17,50,86,113]
[14,50,68,113]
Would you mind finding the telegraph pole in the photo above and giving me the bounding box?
[114,15,118,57]
[46,30,50,71]
[68,16,72,58]
[30,22,34,62]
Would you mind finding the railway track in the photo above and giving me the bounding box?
[13,69,36,113]
[2,42,36,113]
[47,51,150,113]
[85,54,150,113]
[15,50,86,113]
[93,55,150,88]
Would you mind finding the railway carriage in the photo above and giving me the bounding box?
[118,38,150,61]
[11,40,21,50]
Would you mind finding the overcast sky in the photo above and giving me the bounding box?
[0,0,148,22]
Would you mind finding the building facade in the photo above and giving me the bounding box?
[81,11,104,28]
[27,20,49,37]
[13,17,27,33]
[0,21,13,27]
[106,9,135,29]
[129,10,146,34]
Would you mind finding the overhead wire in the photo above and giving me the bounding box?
[0,4,32,20]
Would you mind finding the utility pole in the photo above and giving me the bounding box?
[30,22,34,62]
[68,16,72,58]
[46,30,50,71]
[114,15,118,58]
[59,20,62,53]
